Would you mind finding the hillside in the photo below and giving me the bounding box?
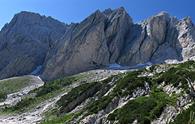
[0,61,194,123]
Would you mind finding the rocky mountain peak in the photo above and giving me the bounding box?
[103,7,126,15]
[8,11,45,28]
[148,11,170,23]
[0,11,67,80]
[13,11,65,24]
[11,11,67,38]
[14,11,41,19]
[91,10,102,17]
[180,16,194,29]
[83,7,131,24]
[0,8,195,81]
[113,6,126,14]
[103,8,113,15]
[156,11,170,17]
[105,7,132,23]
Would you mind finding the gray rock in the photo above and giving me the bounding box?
[41,7,133,80]
[0,11,67,79]
[1,8,195,81]
[42,9,195,80]
[152,106,177,124]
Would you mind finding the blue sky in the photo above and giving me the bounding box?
[0,0,195,29]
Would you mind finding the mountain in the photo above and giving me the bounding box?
[0,7,195,81]
[0,11,68,79]
[41,8,195,80]
[0,7,195,123]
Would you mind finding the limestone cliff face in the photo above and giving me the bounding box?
[118,12,178,65]
[0,8,195,80]
[41,9,195,80]
[0,11,67,79]
[42,7,133,80]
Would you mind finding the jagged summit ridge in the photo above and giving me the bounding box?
[42,8,195,80]
[0,8,195,80]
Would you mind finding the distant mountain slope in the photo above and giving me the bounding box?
[0,11,68,79]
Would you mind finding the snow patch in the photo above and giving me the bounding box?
[165,59,180,64]
[107,62,152,70]
[129,62,152,69]
[108,64,123,69]
[31,65,43,75]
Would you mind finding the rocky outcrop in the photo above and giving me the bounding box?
[152,94,193,124]
[78,82,151,124]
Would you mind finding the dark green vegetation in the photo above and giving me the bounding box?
[57,75,119,114]
[2,61,195,124]
[41,76,119,123]
[0,92,6,102]
[107,89,176,124]
[105,61,195,124]
[41,108,79,124]
[41,113,74,124]
[155,68,195,91]
[86,71,151,115]
[57,82,101,113]
[171,103,195,124]
[0,76,31,102]
[7,97,35,111]
[42,61,195,123]
[42,70,153,123]
[34,75,80,97]
[2,96,36,113]
[2,75,84,113]
[111,71,150,97]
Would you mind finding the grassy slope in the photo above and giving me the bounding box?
[106,61,195,124]
[2,61,195,124]
[41,76,117,124]
[0,76,31,101]
[107,88,177,124]
[43,61,195,124]
[1,73,89,113]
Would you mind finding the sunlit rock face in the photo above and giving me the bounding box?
[0,8,195,80]
[42,7,134,80]
[42,9,195,80]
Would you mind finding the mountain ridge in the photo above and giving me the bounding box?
[0,8,195,123]
[0,8,195,81]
